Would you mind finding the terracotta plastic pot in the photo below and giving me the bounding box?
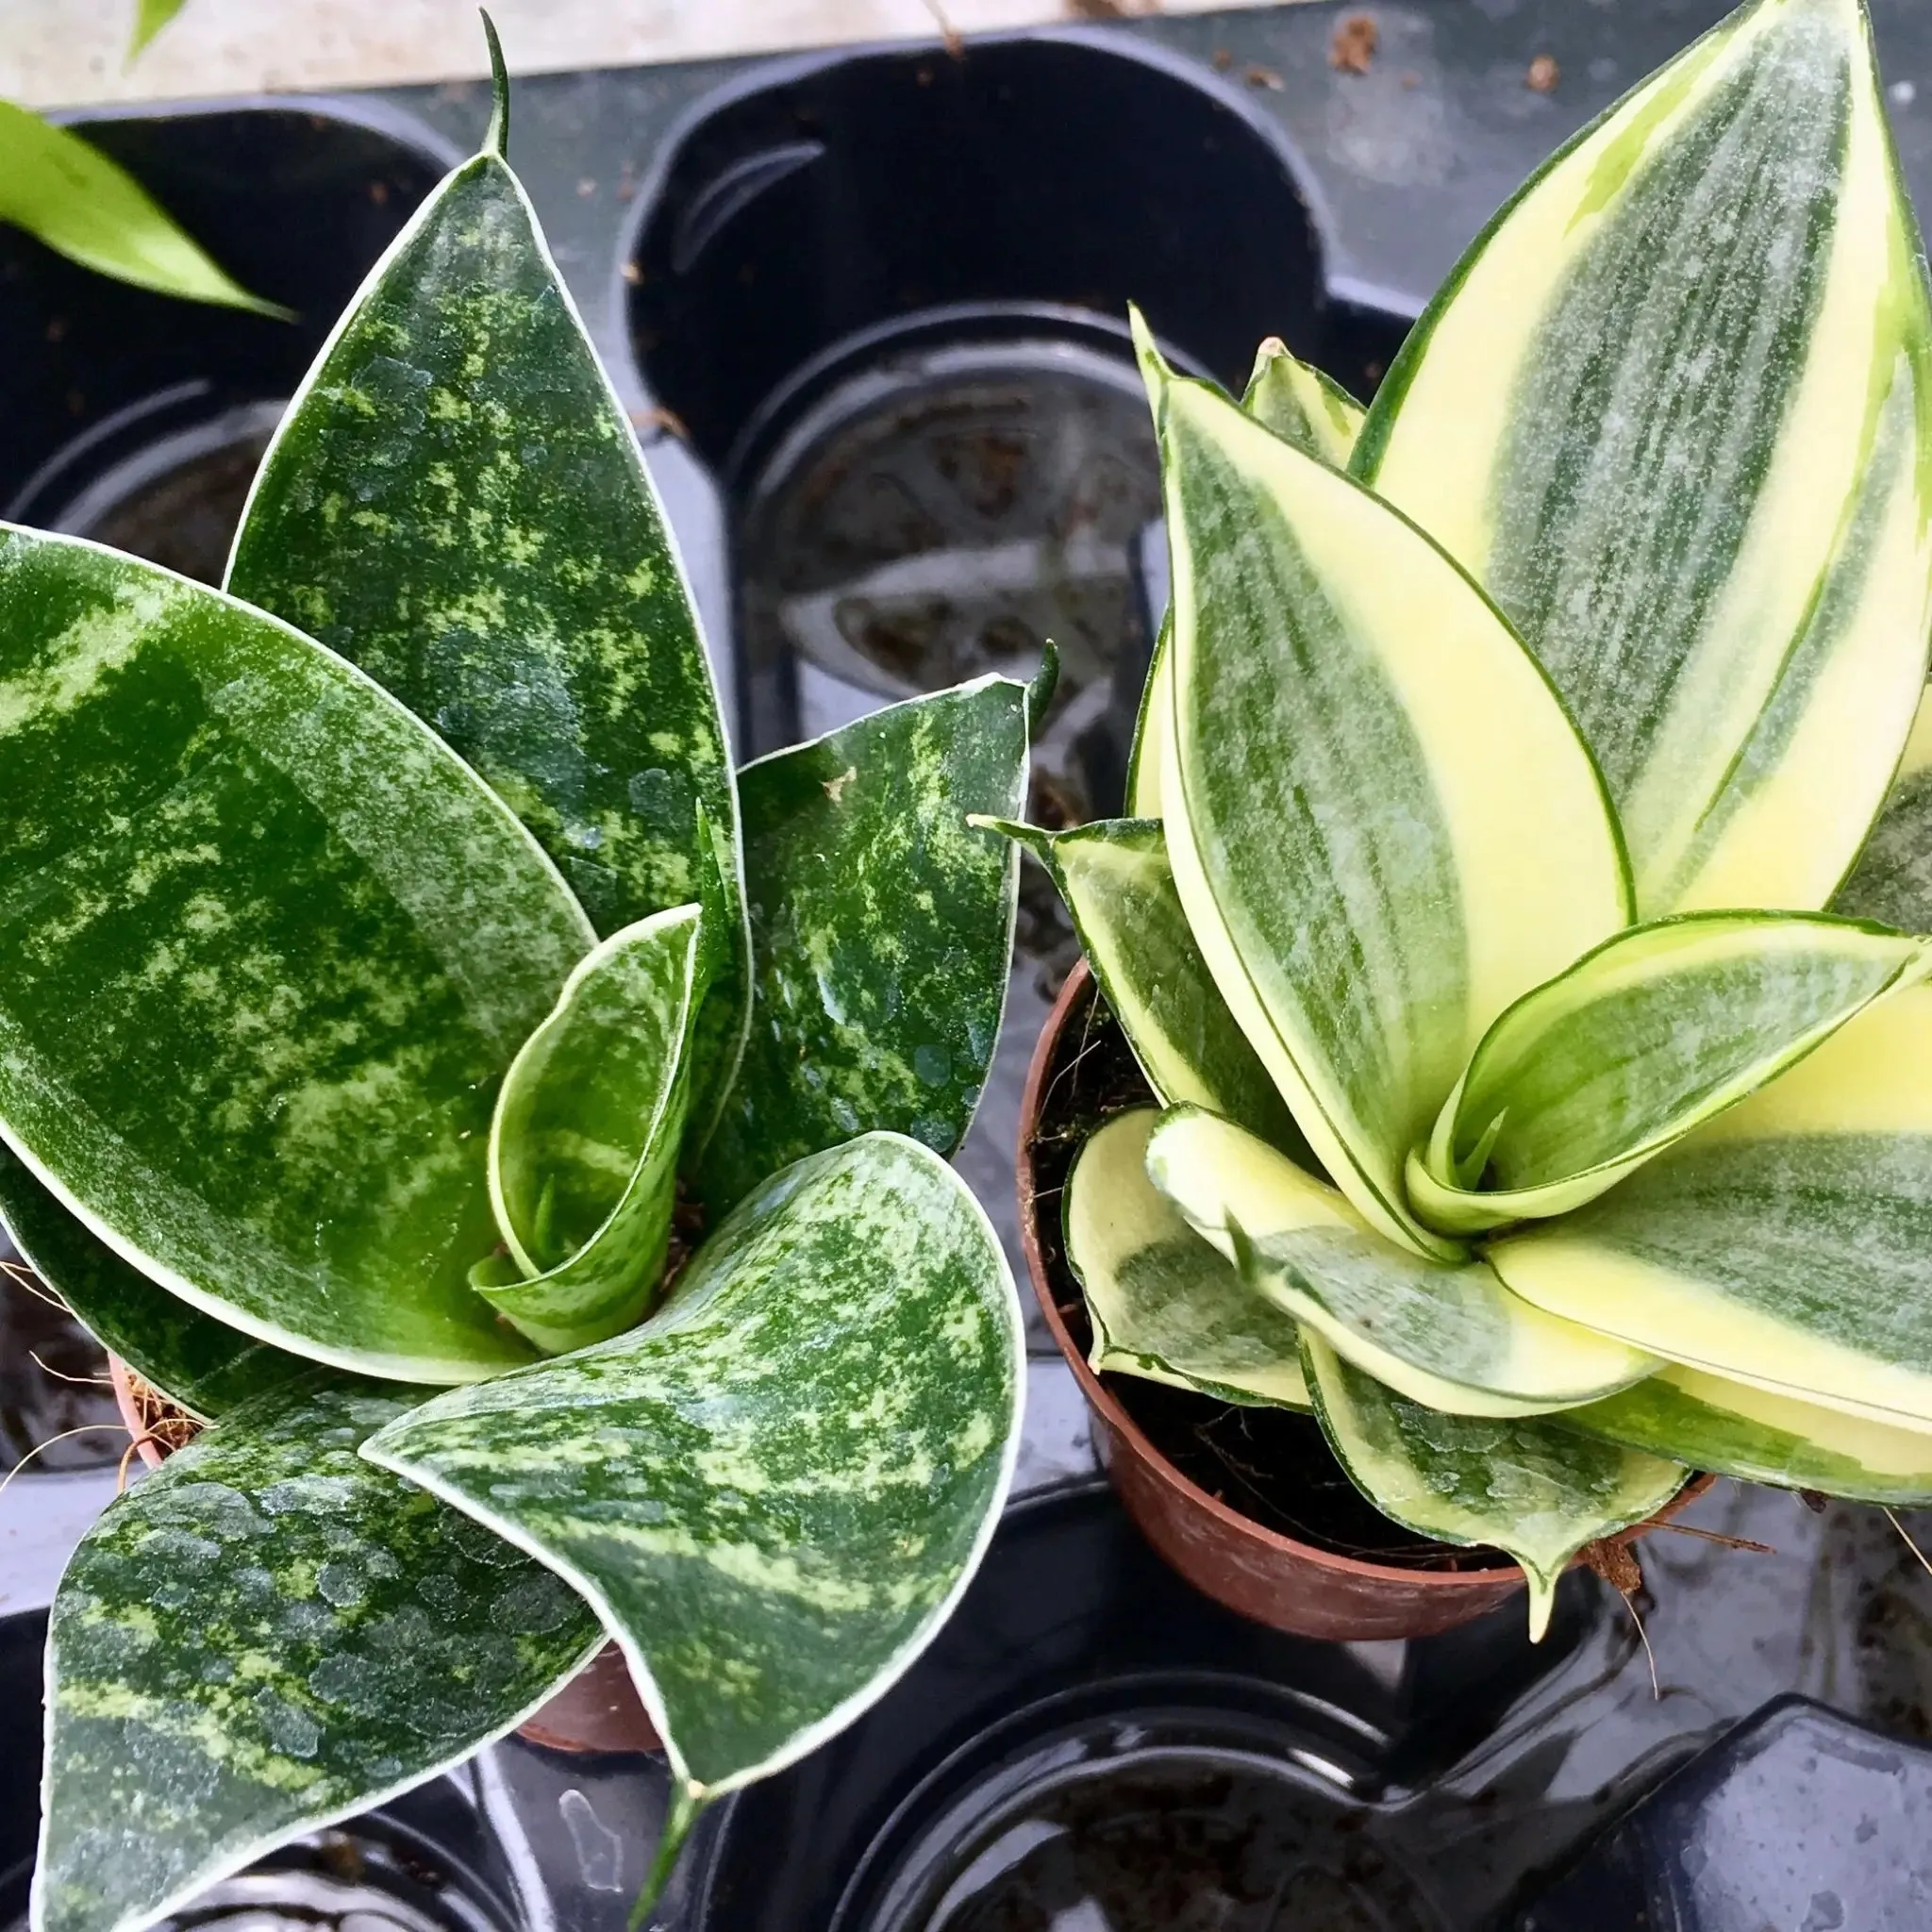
[106,1349,661,1754]
[1019,959,1708,1642]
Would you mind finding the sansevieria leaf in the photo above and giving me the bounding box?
[1491,984,1932,1429]
[1147,1109,1655,1416]
[1301,1336,1688,1641]
[1356,0,1932,918]
[476,907,702,1355]
[364,1133,1022,1833]
[699,677,1028,1217]
[0,527,591,1383]
[0,1145,306,1423]
[1836,683,1932,931]
[225,107,749,1142]
[1141,327,1629,1259]
[1409,912,1927,1235]
[982,820,1307,1157]
[34,1375,601,1932]
[1126,337,1363,820]
[1065,1109,1308,1409]
[1557,1362,1932,1506]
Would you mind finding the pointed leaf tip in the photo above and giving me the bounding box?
[1027,638,1060,732]
[481,9,509,158]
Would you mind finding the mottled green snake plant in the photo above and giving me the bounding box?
[993,0,1932,1640]
[3,34,1034,1932]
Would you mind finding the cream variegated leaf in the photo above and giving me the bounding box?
[1126,338,1365,820]
[1146,1108,1654,1417]
[1491,984,1932,1430]
[1409,911,1927,1234]
[1557,1362,1932,1505]
[1064,1109,1309,1409]
[1141,325,1629,1259]
[1357,0,1932,919]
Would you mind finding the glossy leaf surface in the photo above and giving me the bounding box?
[365,1133,1023,1801]
[1148,1108,1654,1416]
[1559,1362,1932,1505]
[1065,1109,1308,1409]
[0,525,590,1382]
[477,907,702,1355]
[0,1143,305,1422]
[1411,912,1925,1234]
[1304,1336,1687,1640]
[1491,984,1932,1429]
[1357,0,1932,917]
[0,101,280,313]
[698,677,1027,1217]
[1144,333,1628,1257]
[34,1375,600,1932]
[986,819,1305,1157]
[225,146,748,1138]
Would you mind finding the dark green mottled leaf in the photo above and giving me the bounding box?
[984,819,1307,1159]
[34,1375,601,1932]
[697,677,1027,1217]
[225,145,748,1141]
[0,1142,304,1422]
[477,907,702,1355]
[1065,1109,1308,1408]
[0,101,281,314]
[1303,1336,1686,1641]
[364,1133,1023,1805]
[1557,1361,1932,1507]
[0,525,589,1383]
[1836,685,1932,930]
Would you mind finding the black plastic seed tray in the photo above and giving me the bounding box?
[7,5,1932,1928]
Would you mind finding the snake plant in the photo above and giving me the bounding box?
[4,41,1030,1932]
[998,0,1932,1638]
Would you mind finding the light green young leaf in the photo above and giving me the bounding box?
[1409,911,1927,1235]
[982,819,1307,1158]
[698,676,1028,1218]
[0,101,283,315]
[1065,1109,1308,1409]
[1147,1108,1654,1416]
[1139,324,1630,1260]
[477,907,703,1356]
[225,141,749,1146]
[0,1143,305,1423]
[33,1375,601,1932]
[1302,1336,1688,1641]
[0,525,593,1384]
[1836,683,1932,930]
[363,1133,1022,1833]
[1127,338,1363,819]
[1558,1362,1932,1506]
[1356,0,1932,918]
[1491,984,1932,1431]
[128,0,190,60]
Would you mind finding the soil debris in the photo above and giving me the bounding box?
[1526,53,1561,93]
[1330,12,1379,76]
[1211,47,1234,73]
[1245,63,1284,92]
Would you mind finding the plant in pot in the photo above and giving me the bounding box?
[0,34,1037,1932]
[997,0,1932,1642]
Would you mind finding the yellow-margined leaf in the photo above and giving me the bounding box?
[1356,0,1932,919]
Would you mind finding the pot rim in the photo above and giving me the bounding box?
[1017,957,1707,1594]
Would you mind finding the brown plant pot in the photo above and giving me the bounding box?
[105,1350,661,1754]
[1019,959,1709,1643]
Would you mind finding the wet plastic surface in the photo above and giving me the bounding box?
[4,7,1932,1928]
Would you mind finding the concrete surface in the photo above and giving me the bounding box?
[1,0,1295,108]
